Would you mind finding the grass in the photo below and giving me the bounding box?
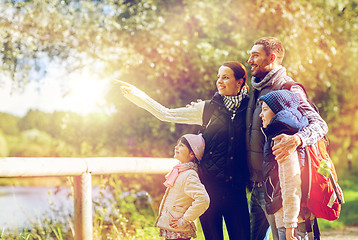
[318,171,358,230]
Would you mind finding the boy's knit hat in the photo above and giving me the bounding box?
[259,90,300,114]
[183,134,205,161]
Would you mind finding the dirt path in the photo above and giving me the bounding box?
[320,227,358,240]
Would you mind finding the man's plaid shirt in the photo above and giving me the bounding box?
[290,84,328,147]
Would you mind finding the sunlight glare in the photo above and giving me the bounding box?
[64,74,109,115]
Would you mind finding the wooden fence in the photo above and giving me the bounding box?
[0,157,178,240]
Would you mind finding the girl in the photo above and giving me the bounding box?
[155,133,210,240]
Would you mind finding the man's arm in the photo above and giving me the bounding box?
[291,84,328,146]
[272,84,328,162]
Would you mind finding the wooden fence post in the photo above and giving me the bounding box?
[74,172,93,240]
[0,157,177,238]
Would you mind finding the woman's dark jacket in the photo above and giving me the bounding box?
[262,109,308,214]
[198,92,250,188]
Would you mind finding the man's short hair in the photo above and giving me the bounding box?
[254,37,285,64]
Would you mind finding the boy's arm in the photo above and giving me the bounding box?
[275,140,301,230]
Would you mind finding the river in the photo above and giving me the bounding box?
[0,186,73,231]
[0,185,149,234]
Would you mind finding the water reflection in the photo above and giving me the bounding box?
[0,185,152,233]
[0,186,73,231]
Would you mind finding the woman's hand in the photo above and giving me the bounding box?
[113,80,133,95]
[186,99,203,108]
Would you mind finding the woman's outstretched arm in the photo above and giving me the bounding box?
[116,80,205,126]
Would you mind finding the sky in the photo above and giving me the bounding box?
[0,60,114,117]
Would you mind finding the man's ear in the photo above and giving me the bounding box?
[269,52,277,64]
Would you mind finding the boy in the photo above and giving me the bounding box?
[259,90,313,240]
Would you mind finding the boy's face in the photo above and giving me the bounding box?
[260,102,275,128]
[174,140,195,163]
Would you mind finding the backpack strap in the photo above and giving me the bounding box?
[304,217,321,240]
[282,81,308,96]
[196,100,215,166]
[199,100,215,133]
[282,82,320,114]
[301,207,321,240]
[313,217,321,240]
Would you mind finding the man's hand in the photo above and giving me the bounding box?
[272,134,302,163]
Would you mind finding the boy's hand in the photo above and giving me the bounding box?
[286,227,298,240]
[272,134,302,163]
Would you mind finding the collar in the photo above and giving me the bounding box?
[251,65,284,91]
[185,161,198,172]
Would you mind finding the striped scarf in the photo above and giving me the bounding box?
[222,88,247,113]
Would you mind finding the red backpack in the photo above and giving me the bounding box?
[283,82,344,239]
[301,138,344,220]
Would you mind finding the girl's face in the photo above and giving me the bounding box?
[259,102,275,128]
[174,140,195,163]
[216,66,243,96]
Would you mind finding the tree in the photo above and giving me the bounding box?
[0,113,20,135]
[0,0,357,165]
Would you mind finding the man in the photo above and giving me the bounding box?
[246,37,328,240]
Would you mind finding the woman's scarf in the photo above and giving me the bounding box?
[163,162,197,188]
[222,87,248,113]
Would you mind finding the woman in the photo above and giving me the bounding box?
[117,61,250,240]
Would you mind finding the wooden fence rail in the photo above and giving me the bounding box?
[0,157,177,240]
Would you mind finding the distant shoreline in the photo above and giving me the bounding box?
[0,176,67,187]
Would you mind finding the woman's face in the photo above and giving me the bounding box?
[174,140,194,163]
[216,66,243,96]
